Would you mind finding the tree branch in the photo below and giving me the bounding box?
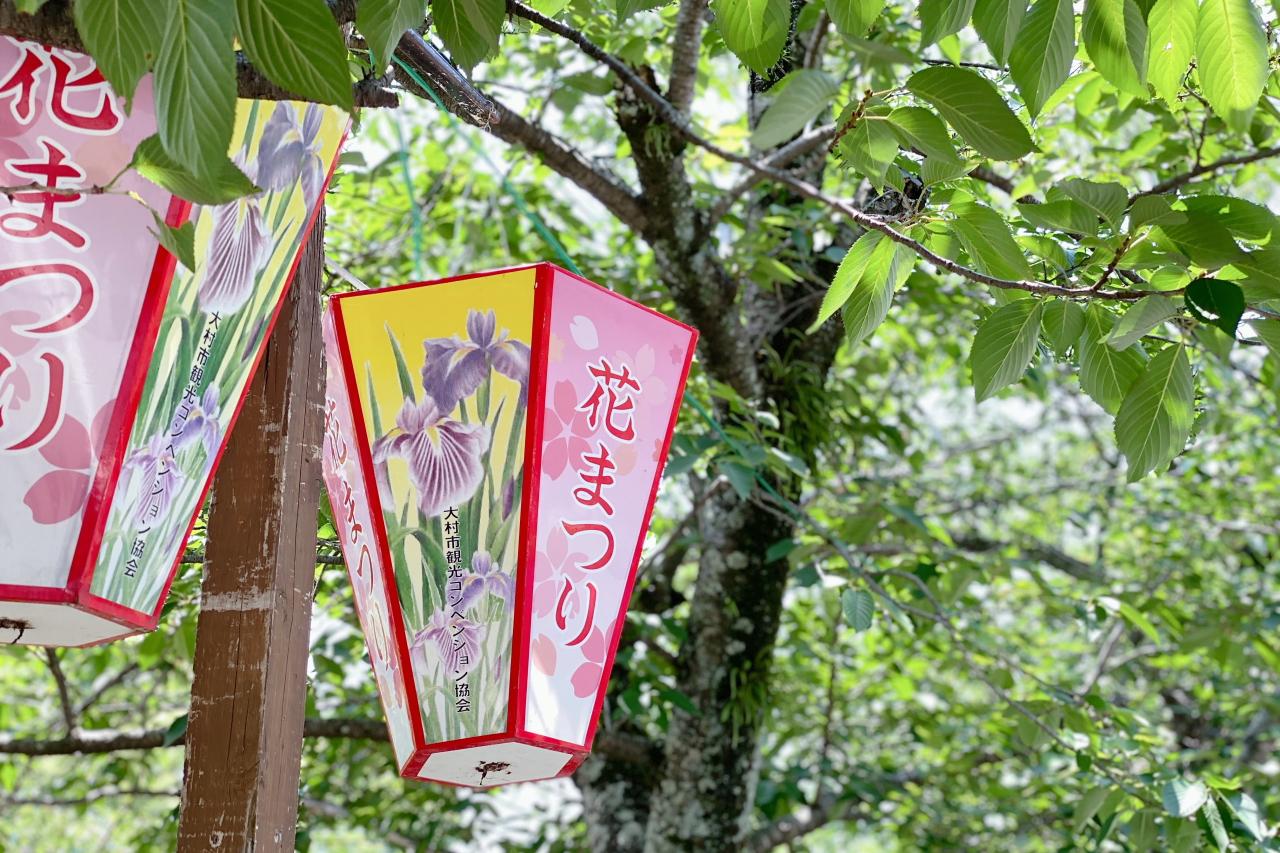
[1133,145,1280,199]
[42,648,76,736]
[668,0,708,113]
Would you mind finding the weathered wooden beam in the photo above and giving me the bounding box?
[177,213,327,851]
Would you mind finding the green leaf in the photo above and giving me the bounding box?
[826,0,885,34]
[1159,211,1243,267]
[1254,319,1280,360]
[1107,295,1179,349]
[1042,299,1085,356]
[920,0,977,46]
[952,201,1034,280]
[1185,279,1244,337]
[712,0,790,74]
[131,135,259,204]
[971,298,1044,401]
[1196,0,1268,134]
[1057,179,1127,230]
[14,0,52,11]
[842,233,916,346]
[1181,195,1278,242]
[842,588,876,632]
[235,0,354,111]
[153,0,236,178]
[358,0,426,70]
[1019,199,1099,235]
[150,212,196,272]
[1074,785,1111,833]
[1163,779,1210,818]
[887,106,962,163]
[751,70,839,149]
[1146,0,1196,103]
[972,0,1027,63]
[1114,344,1193,480]
[1083,0,1149,97]
[719,459,756,499]
[617,0,669,19]
[1080,305,1147,413]
[907,67,1036,160]
[1201,796,1229,850]
[1009,0,1075,118]
[73,0,166,108]
[839,114,899,189]
[812,230,881,329]
[1116,599,1162,642]
[433,0,505,69]
[1129,194,1186,229]
[1223,793,1266,842]
[162,714,189,746]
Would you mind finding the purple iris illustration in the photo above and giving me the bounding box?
[410,608,482,676]
[255,102,326,209]
[120,435,187,528]
[458,550,514,611]
[173,386,222,457]
[421,309,530,414]
[371,398,490,517]
[195,187,270,315]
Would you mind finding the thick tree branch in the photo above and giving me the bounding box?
[668,0,708,113]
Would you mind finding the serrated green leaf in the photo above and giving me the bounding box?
[1181,195,1278,242]
[952,201,1034,280]
[971,298,1044,401]
[1254,319,1280,360]
[839,115,899,189]
[162,713,189,746]
[846,36,916,65]
[920,0,977,46]
[1129,194,1187,229]
[358,0,426,70]
[842,587,876,631]
[712,0,790,74]
[751,70,839,149]
[1107,295,1179,349]
[1058,179,1127,230]
[73,0,166,109]
[1080,305,1147,413]
[887,106,962,163]
[972,0,1027,64]
[1019,199,1100,235]
[1009,0,1075,118]
[1159,210,1243,267]
[433,0,505,69]
[1185,279,1244,336]
[907,67,1035,160]
[131,135,259,204]
[1163,779,1210,817]
[1042,299,1086,356]
[1200,796,1229,851]
[617,0,669,19]
[1083,0,1149,97]
[841,233,916,346]
[812,231,881,329]
[1146,0,1196,103]
[150,212,196,271]
[153,0,236,179]
[1196,0,1268,134]
[921,154,971,185]
[1115,344,1193,480]
[826,0,885,36]
[235,0,353,110]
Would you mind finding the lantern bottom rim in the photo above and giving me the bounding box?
[0,599,138,647]
[408,739,582,788]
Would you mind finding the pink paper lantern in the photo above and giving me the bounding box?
[321,264,697,786]
[0,37,347,646]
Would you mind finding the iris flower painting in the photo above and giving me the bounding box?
[372,309,528,743]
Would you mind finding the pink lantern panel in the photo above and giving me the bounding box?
[322,263,697,786]
[0,36,348,646]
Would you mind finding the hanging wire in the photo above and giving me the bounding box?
[391,114,426,279]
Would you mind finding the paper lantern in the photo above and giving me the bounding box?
[321,264,697,786]
[0,36,347,647]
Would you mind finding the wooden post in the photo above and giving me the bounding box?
[177,213,327,850]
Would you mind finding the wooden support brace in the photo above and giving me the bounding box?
[177,213,327,850]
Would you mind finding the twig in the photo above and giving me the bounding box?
[42,649,76,736]
[1132,145,1280,199]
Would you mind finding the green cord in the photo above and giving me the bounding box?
[392,114,425,278]
[392,55,583,277]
